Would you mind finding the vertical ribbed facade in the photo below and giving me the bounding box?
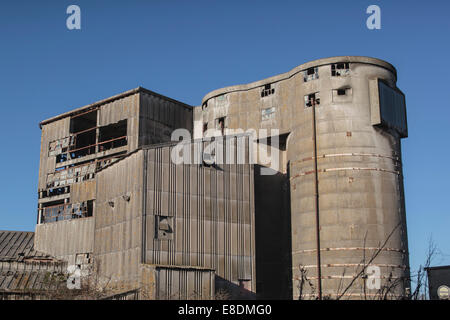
[144,136,255,293]
[198,56,410,299]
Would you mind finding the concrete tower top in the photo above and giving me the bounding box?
[201,56,397,104]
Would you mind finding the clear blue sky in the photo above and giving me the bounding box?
[0,0,449,278]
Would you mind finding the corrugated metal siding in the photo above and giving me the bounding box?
[138,91,193,146]
[94,135,255,297]
[70,180,96,203]
[98,93,140,151]
[94,151,143,290]
[144,135,255,291]
[34,218,94,263]
[0,270,62,293]
[155,266,215,300]
[38,93,140,193]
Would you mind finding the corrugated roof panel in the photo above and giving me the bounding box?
[0,231,66,294]
[0,231,56,262]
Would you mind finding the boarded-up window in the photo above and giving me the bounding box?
[370,79,407,138]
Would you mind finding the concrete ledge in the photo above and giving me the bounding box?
[201,56,397,104]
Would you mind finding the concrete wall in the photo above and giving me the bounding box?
[286,62,409,299]
[33,57,410,299]
[94,151,144,292]
[197,56,410,299]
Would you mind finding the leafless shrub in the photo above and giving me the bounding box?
[297,264,316,300]
[215,288,231,300]
[410,236,440,300]
[335,223,402,300]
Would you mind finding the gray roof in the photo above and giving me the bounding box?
[0,270,62,292]
[0,230,56,262]
[0,231,65,293]
[0,230,34,262]
[39,86,193,128]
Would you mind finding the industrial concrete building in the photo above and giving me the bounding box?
[23,56,410,299]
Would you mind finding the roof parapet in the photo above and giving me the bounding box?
[39,87,193,129]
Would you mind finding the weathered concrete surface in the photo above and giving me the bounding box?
[198,56,410,299]
[33,57,410,300]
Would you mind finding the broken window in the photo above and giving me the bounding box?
[98,120,127,152]
[75,253,92,270]
[48,136,75,157]
[70,109,97,133]
[261,107,276,121]
[303,67,319,82]
[261,84,275,97]
[46,160,97,192]
[331,62,350,76]
[332,87,353,102]
[41,186,70,199]
[41,200,93,224]
[56,153,68,163]
[202,152,215,167]
[68,109,98,159]
[304,92,320,107]
[155,216,173,240]
[216,117,226,135]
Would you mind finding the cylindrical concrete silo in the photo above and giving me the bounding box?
[197,56,410,300]
[287,57,409,299]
